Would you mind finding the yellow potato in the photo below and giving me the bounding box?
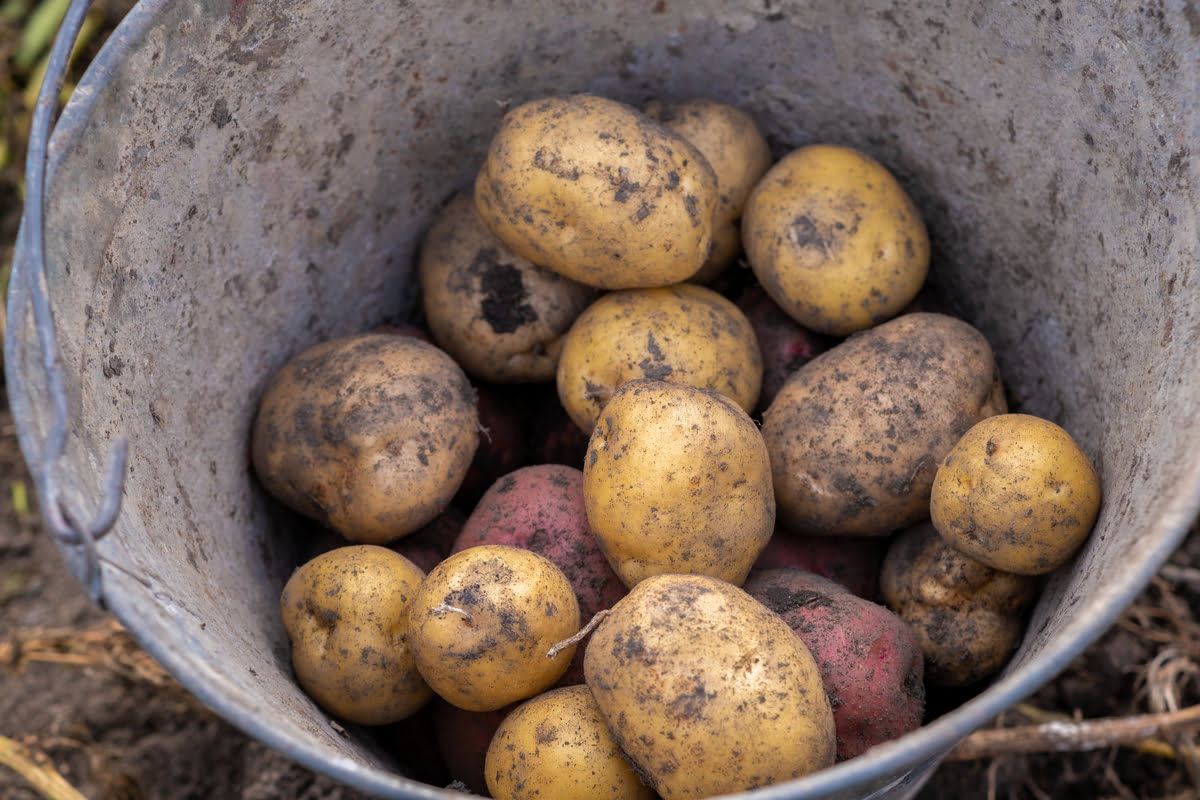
[742,144,930,335]
[880,523,1037,687]
[475,94,719,289]
[251,334,478,544]
[280,546,432,725]
[643,98,772,283]
[556,283,762,433]
[585,573,836,798]
[931,413,1102,575]
[583,379,774,587]
[484,685,654,800]
[408,545,580,711]
[419,190,597,383]
[762,312,1006,537]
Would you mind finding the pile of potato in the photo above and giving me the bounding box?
[252,93,1102,799]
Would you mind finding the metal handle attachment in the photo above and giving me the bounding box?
[18,0,127,605]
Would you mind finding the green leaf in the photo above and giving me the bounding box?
[13,0,71,71]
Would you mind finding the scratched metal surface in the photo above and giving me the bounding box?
[6,1,1200,798]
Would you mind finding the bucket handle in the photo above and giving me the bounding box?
[18,0,127,606]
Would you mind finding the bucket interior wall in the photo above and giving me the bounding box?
[8,1,1200,798]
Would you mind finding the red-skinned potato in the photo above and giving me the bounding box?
[753,531,885,601]
[455,382,530,508]
[744,567,925,760]
[389,508,465,574]
[736,285,831,413]
[431,698,513,796]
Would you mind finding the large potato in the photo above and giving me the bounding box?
[557,284,763,433]
[643,98,772,283]
[742,144,930,335]
[252,334,478,544]
[585,573,836,798]
[931,413,1102,575]
[475,94,719,289]
[584,379,775,587]
[762,313,1006,537]
[880,523,1038,687]
[280,546,432,725]
[408,545,580,711]
[485,685,654,800]
[419,191,597,383]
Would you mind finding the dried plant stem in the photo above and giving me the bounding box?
[946,704,1200,761]
[0,735,87,800]
[547,609,610,659]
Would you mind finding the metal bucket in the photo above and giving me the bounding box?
[7,1,1200,797]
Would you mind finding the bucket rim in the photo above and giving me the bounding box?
[6,1,1200,797]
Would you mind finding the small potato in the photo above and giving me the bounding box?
[584,379,775,587]
[252,334,477,544]
[280,546,432,725]
[452,464,628,685]
[408,545,580,711]
[880,523,1038,687]
[585,573,836,798]
[743,144,930,335]
[420,191,597,383]
[557,284,763,433]
[485,685,655,800]
[643,98,772,283]
[453,465,627,621]
[744,568,924,761]
[762,313,1007,537]
[475,94,719,289]
[931,413,1102,575]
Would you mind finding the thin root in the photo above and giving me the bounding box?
[547,609,610,660]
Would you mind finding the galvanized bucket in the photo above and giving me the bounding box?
[7,1,1200,797]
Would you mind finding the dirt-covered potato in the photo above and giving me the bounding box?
[762,313,1007,537]
[557,284,762,433]
[643,98,772,283]
[585,573,836,797]
[584,379,775,587]
[880,523,1038,687]
[280,546,432,725]
[485,685,655,800]
[452,464,628,685]
[742,144,930,335]
[408,545,580,711]
[419,191,597,383]
[475,94,719,289]
[931,413,1102,575]
[251,334,478,544]
[745,568,924,761]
